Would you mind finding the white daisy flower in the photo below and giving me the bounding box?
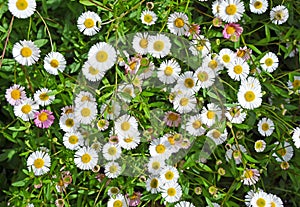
[160,165,180,183]
[200,103,222,127]
[63,131,84,150]
[34,88,55,106]
[149,138,171,159]
[146,176,162,194]
[268,194,283,207]
[225,104,247,124]
[219,0,245,23]
[175,71,200,95]
[206,128,228,145]
[148,34,171,58]
[257,117,275,137]
[260,52,279,73]
[218,48,235,67]
[60,105,74,115]
[82,60,104,82]
[160,181,182,203]
[44,52,66,75]
[173,93,197,114]
[107,187,120,197]
[249,0,268,14]
[206,203,220,207]
[245,189,257,206]
[90,140,102,153]
[157,59,181,84]
[250,191,271,207]
[237,77,262,109]
[74,101,98,125]
[77,11,101,36]
[183,114,206,136]
[241,168,260,186]
[292,127,300,148]
[96,119,109,131]
[227,57,250,81]
[287,76,300,92]
[14,98,39,121]
[75,91,96,105]
[107,194,128,207]
[59,113,79,132]
[102,143,122,161]
[27,151,51,176]
[225,144,247,164]
[114,114,138,138]
[272,141,293,162]
[118,132,141,150]
[8,0,36,19]
[88,42,117,70]
[147,157,166,175]
[141,10,157,25]
[202,54,223,74]
[12,40,40,66]
[100,100,121,120]
[270,5,289,25]
[117,83,136,103]
[195,67,216,89]
[189,35,211,57]
[5,84,27,106]
[74,147,98,170]
[254,140,266,152]
[212,0,222,18]
[104,161,122,178]
[132,32,149,55]
[167,12,189,36]
[175,201,196,207]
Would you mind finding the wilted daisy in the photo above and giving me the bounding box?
[218,48,235,67]
[88,42,117,70]
[147,157,166,175]
[12,40,40,66]
[14,98,39,121]
[74,147,98,170]
[273,141,294,162]
[184,114,206,136]
[141,10,157,25]
[254,140,266,152]
[175,71,200,95]
[43,52,66,75]
[146,176,162,194]
[175,201,195,207]
[201,103,222,127]
[185,23,200,39]
[132,32,149,55]
[241,168,260,186]
[157,59,181,84]
[107,194,128,207]
[164,111,181,127]
[77,11,101,36]
[173,93,197,114]
[227,57,249,81]
[34,110,55,129]
[149,138,171,159]
[160,166,179,183]
[260,52,279,73]
[250,191,271,207]
[27,151,51,176]
[249,0,268,14]
[126,192,142,207]
[225,104,247,124]
[167,12,189,36]
[219,0,245,23]
[270,5,289,25]
[114,114,138,138]
[257,117,275,137]
[74,101,98,125]
[63,132,84,150]
[8,0,36,19]
[268,194,284,207]
[82,60,104,82]
[148,34,171,58]
[102,143,122,161]
[195,67,216,89]
[5,84,27,106]
[287,76,300,92]
[161,181,182,203]
[189,35,211,57]
[292,127,300,148]
[237,77,262,109]
[225,144,247,164]
[34,88,55,106]
[104,161,122,178]
[206,128,228,145]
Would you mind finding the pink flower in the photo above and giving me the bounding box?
[5,84,27,106]
[164,111,181,127]
[185,23,200,39]
[34,110,55,128]
[126,192,142,207]
[124,55,142,75]
[223,23,243,41]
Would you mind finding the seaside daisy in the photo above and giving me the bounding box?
[74,101,98,125]
[148,34,171,58]
[114,114,138,138]
[117,83,136,102]
[96,119,109,131]
[8,0,36,19]
[14,98,39,121]
[236,46,252,61]
[173,93,197,114]
[34,88,55,106]
[260,52,279,73]
[149,138,171,159]
[176,71,200,95]
[202,54,223,74]
[167,12,189,36]
[225,144,247,164]
[254,140,266,152]
[160,166,180,183]
[287,76,300,92]
[12,40,40,66]
[175,201,196,207]
[257,117,275,137]
[107,194,128,207]
[195,67,216,89]
[74,147,98,170]
[241,168,260,186]
[61,105,74,115]
[219,0,245,23]
[273,141,294,162]
[88,42,117,70]
[82,60,104,82]
[77,11,101,36]
[268,194,284,207]
[141,10,157,26]
[74,91,96,105]
[146,176,162,194]
[200,103,222,127]
[118,133,141,150]
[189,35,211,57]
[27,151,51,176]
[212,0,222,18]
[102,142,122,161]
[5,84,27,106]
[249,0,268,14]
[132,32,149,55]
[206,128,228,145]
[222,23,243,41]
[218,48,235,67]
[100,100,121,120]
[34,110,55,129]
[292,127,300,148]
[227,57,249,81]
[161,181,182,203]
[63,132,84,150]
[184,114,206,136]
[270,5,289,25]
[225,104,247,124]
[147,157,166,175]
[59,113,79,132]
[185,23,200,39]
[157,59,181,84]
[44,52,66,75]
[250,191,271,207]
[237,77,262,109]
[104,161,122,178]
[164,111,181,127]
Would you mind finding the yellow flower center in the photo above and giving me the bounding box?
[255,141,263,149]
[124,137,134,143]
[65,108,74,114]
[113,200,123,207]
[226,4,237,15]
[208,60,218,70]
[81,96,91,102]
[179,97,189,106]
[244,91,255,102]
[292,79,300,89]
[121,121,130,131]
[233,150,241,159]
[139,38,148,48]
[271,202,276,207]
[222,54,231,63]
[277,148,287,156]
[206,111,215,119]
[84,18,95,28]
[152,161,160,170]
[108,146,117,156]
[256,198,266,207]
[109,165,118,173]
[81,108,91,117]
[81,153,91,164]
[254,1,263,9]
[39,92,49,101]
[69,135,78,144]
[261,123,269,131]
[144,14,153,23]
[38,112,48,122]
[21,104,32,114]
[33,158,44,169]
[153,40,164,52]
[11,89,21,100]
[155,144,166,154]
[16,0,28,10]
[233,65,243,74]
[212,130,221,139]
[50,59,59,68]
[265,58,274,67]
[164,66,173,76]
[184,78,194,88]
[165,171,174,180]
[167,187,176,196]
[89,66,99,75]
[237,50,246,58]
[197,71,209,82]
[275,11,284,20]
[20,47,32,57]
[174,18,185,28]
[150,178,158,188]
[244,169,254,179]
[226,26,236,35]
[168,136,175,145]
[192,120,202,129]
[167,113,179,121]
[96,51,108,63]
[129,61,137,70]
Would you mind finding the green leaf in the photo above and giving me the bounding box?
[265,25,270,41]
[33,39,49,48]
[12,180,26,187]
[243,154,259,163]
[8,126,27,132]
[247,44,262,55]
